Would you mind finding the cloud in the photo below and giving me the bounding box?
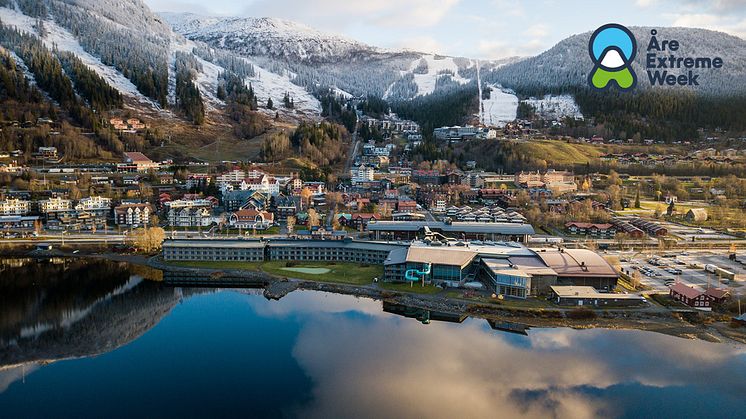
[240,0,461,30]
[392,36,445,54]
[670,13,746,38]
[524,23,549,39]
[284,313,746,419]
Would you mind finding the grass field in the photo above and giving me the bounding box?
[379,282,441,295]
[260,261,381,285]
[518,140,602,165]
[167,260,381,285]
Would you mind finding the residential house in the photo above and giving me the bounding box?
[351,164,375,185]
[229,209,274,230]
[39,197,72,214]
[0,198,30,215]
[565,222,616,239]
[114,203,153,227]
[669,283,716,309]
[350,213,379,229]
[685,208,708,222]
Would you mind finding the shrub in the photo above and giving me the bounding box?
[566,308,597,320]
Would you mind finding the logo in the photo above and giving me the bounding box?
[588,24,637,90]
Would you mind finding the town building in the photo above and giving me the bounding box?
[434,126,496,141]
[565,222,616,239]
[351,164,375,185]
[367,220,535,242]
[685,208,708,222]
[39,197,72,214]
[162,238,618,299]
[114,203,153,227]
[229,209,275,230]
[549,285,645,307]
[121,152,159,172]
[75,196,112,212]
[0,198,30,215]
[669,283,716,309]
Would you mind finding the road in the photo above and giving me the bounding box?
[342,130,359,177]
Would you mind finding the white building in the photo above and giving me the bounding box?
[215,169,246,191]
[185,174,211,190]
[239,174,280,196]
[0,198,30,215]
[351,164,375,185]
[114,203,152,227]
[434,126,497,141]
[169,207,216,227]
[75,196,112,211]
[39,197,72,213]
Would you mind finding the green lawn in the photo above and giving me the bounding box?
[379,282,442,295]
[166,259,382,285]
[259,261,381,285]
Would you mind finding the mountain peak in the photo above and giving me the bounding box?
[160,12,374,63]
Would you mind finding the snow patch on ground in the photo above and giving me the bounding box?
[0,6,166,111]
[241,58,321,119]
[480,84,518,127]
[407,54,471,96]
[1,47,34,83]
[522,94,583,120]
[169,37,224,112]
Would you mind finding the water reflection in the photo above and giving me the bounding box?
[0,259,744,419]
[248,292,746,419]
[0,259,180,385]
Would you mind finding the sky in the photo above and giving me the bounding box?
[145,0,746,59]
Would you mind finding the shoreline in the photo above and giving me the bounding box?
[144,254,746,345]
[6,248,746,345]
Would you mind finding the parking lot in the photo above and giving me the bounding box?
[613,250,746,294]
[660,221,736,242]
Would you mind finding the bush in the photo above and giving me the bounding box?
[285,261,298,267]
[566,308,597,320]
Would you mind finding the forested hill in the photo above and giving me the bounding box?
[486,26,746,97]
[483,27,746,140]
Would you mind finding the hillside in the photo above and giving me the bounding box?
[487,26,746,97]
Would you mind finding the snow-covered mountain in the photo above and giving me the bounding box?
[161,12,377,64]
[0,1,323,120]
[0,0,743,137]
[161,12,521,100]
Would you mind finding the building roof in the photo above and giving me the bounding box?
[536,249,617,278]
[669,283,704,299]
[405,246,476,267]
[123,152,153,163]
[163,239,267,249]
[367,221,535,235]
[483,256,557,277]
[565,222,614,230]
[704,287,729,299]
[549,285,643,300]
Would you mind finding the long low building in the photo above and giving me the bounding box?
[367,221,535,242]
[549,285,645,307]
[162,238,618,299]
[163,238,404,265]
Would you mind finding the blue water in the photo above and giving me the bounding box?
[0,260,745,419]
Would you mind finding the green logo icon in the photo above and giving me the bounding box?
[588,24,637,90]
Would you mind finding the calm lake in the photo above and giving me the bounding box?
[0,258,745,419]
